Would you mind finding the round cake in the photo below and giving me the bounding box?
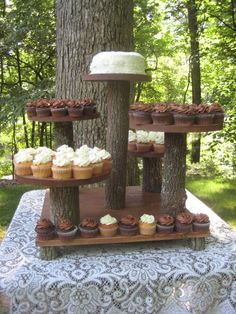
[89,51,146,75]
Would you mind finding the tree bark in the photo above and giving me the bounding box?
[127,156,140,186]
[161,133,187,215]
[142,158,162,193]
[105,81,130,209]
[187,0,201,163]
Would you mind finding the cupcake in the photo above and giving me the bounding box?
[175,211,193,233]
[119,215,139,236]
[136,131,152,152]
[139,214,156,236]
[52,154,72,179]
[56,217,78,241]
[132,102,153,125]
[50,99,68,117]
[35,99,51,117]
[35,218,55,241]
[26,100,37,118]
[67,99,84,118]
[81,98,97,116]
[128,130,137,152]
[31,152,52,178]
[156,214,174,234]
[89,149,103,176]
[99,214,118,237]
[97,149,112,175]
[171,104,195,126]
[35,146,55,159]
[193,213,210,232]
[153,132,165,154]
[194,104,213,125]
[208,102,224,125]
[56,145,75,163]
[79,218,99,238]
[151,103,173,125]
[73,152,93,179]
[14,151,33,176]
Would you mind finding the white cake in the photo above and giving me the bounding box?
[90,51,146,75]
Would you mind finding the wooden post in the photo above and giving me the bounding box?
[161,133,187,215]
[142,158,162,193]
[105,81,130,209]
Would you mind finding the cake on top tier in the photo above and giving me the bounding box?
[90,51,146,75]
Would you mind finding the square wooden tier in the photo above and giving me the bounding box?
[37,186,209,247]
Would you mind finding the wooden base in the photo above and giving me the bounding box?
[130,121,223,133]
[29,113,100,122]
[37,187,209,247]
[83,74,151,82]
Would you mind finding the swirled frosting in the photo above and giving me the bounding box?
[35,218,54,230]
[209,103,224,113]
[129,130,136,142]
[73,156,91,167]
[136,130,149,144]
[15,151,33,163]
[35,147,55,156]
[98,149,111,160]
[80,218,99,229]
[140,214,155,224]
[33,153,52,165]
[89,151,102,164]
[120,215,138,226]
[57,217,74,231]
[176,211,193,224]
[100,214,117,225]
[157,214,174,226]
[153,103,170,113]
[56,145,74,153]
[171,104,194,115]
[24,148,37,155]
[193,213,209,223]
[75,145,91,156]
[53,154,71,167]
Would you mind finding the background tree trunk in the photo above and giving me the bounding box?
[187,0,201,163]
[161,133,187,215]
[142,158,162,193]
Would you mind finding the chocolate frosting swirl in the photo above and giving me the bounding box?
[193,213,209,223]
[208,103,224,113]
[157,214,174,226]
[57,217,74,231]
[176,211,193,224]
[194,104,210,113]
[35,218,54,230]
[120,215,138,226]
[153,103,170,113]
[130,102,153,112]
[80,218,99,229]
[171,104,194,115]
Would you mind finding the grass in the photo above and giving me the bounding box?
[186,177,236,230]
[0,177,235,240]
[0,184,41,240]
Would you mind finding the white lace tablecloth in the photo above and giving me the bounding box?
[0,190,236,314]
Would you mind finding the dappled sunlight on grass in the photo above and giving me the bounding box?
[186,177,236,230]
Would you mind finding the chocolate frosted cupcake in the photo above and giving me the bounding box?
[35,99,51,117]
[194,104,213,125]
[156,214,174,234]
[35,218,55,241]
[171,104,195,126]
[50,99,68,117]
[67,99,84,118]
[151,103,173,125]
[175,211,193,233]
[56,217,78,241]
[26,101,37,118]
[193,213,210,232]
[208,102,224,125]
[132,102,153,125]
[119,215,139,236]
[81,98,97,116]
[79,218,99,238]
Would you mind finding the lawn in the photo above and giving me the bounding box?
[0,177,235,240]
[186,177,236,230]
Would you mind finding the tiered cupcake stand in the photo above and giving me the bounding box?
[16,73,223,259]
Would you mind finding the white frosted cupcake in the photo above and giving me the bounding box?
[35,147,55,158]
[128,130,137,152]
[14,151,33,176]
[52,153,72,179]
[99,214,118,237]
[31,152,52,178]
[89,150,103,176]
[98,149,112,175]
[153,132,165,154]
[136,131,152,152]
[73,155,93,179]
[139,214,156,236]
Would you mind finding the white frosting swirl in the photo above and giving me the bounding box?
[73,156,91,167]
[98,149,111,160]
[89,151,102,164]
[33,153,52,165]
[140,214,155,224]
[100,214,117,225]
[155,132,164,144]
[136,131,149,144]
[75,145,91,156]
[15,152,33,163]
[35,147,55,156]
[129,130,136,142]
[56,145,74,154]
[24,148,37,155]
[148,132,159,142]
[53,154,71,167]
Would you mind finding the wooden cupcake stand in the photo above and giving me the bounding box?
[16,73,223,259]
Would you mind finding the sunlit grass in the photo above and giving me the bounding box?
[186,177,236,230]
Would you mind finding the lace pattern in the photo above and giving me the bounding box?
[0,190,236,313]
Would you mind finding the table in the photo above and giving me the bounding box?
[0,190,236,314]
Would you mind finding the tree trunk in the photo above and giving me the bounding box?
[161,133,187,215]
[127,156,140,186]
[105,81,130,209]
[142,158,162,193]
[187,0,201,163]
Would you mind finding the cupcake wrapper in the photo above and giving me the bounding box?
[193,222,210,232]
[99,225,118,237]
[52,167,72,180]
[15,162,33,176]
[73,166,93,179]
[92,162,103,176]
[156,224,174,234]
[31,164,52,178]
[139,224,156,236]
[175,221,192,233]
[57,226,78,241]
[79,226,99,238]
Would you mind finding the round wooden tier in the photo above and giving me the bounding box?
[128,150,164,158]
[82,74,151,82]
[15,173,110,187]
[130,121,223,133]
[28,113,100,122]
